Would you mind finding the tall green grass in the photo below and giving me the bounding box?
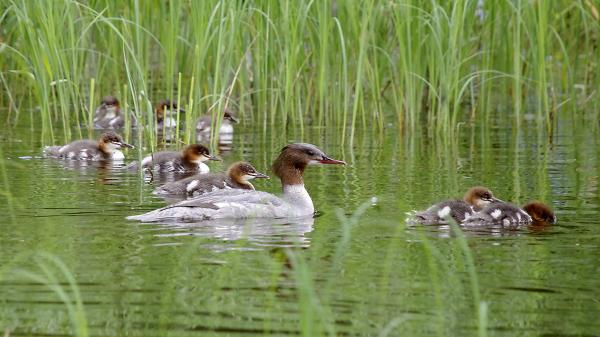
[1,0,598,145]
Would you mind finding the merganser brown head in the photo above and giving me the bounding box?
[463,186,501,210]
[98,131,134,153]
[182,144,220,164]
[272,143,345,185]
[523,201,556,224]
[155,99,185,122]
[227,161,269,190]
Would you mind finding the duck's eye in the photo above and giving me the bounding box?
[306,150,315,156]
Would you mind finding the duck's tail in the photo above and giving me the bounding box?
[126,211,158,222]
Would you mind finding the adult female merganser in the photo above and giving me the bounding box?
[128,144,219,173]
[196,108,238,134]
[462,200,556,227]
[154,161,269,196]
[155,99,184,129]
[127,143,345,222]
[409,186,502,224]
[43,131,134,161]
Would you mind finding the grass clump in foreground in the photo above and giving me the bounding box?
[0,0,598,145]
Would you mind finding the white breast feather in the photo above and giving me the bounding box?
[186,180,200,192]
[282,184,314,216]
[437,206,451,219]
[141,156,153,167]
[491,209,502,219]
[219,123,234,134]
[197,162,210,173]
[112,150,125,161]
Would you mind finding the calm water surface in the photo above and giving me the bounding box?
[0,114,599,336]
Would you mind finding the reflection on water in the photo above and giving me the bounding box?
[1,116,600,336]
[150,216,314,249]
[197,131,234,153]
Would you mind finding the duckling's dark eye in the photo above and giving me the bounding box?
[306,150,315,156]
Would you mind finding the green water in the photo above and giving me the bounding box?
[1,114,599,336]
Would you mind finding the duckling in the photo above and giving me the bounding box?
[128,144,219,173]
[93,96,137,129]
[462,201,556,227]
[196,108,238,134]
[409,186,502,225]
[43,131,133,161]
[155,99,184,129]
[154,161,269,196]
[523,201,557,224]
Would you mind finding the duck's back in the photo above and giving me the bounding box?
[142,151,185,171]
[51,140,105,160]
[462,202,532,227]
[155,173,242,195]
[128,189,291,222]
[411,200,474,225]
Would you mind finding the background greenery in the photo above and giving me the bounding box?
[1,0,598,146]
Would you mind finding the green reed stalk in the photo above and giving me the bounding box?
[535,0,550,126]
[334,18,349,138]
[287,250,336,337]
[419,233,446,337]
[315,0,329,126]
[348,0,374,146]
[175,72,182,142]
[87,78,95,132]
[512,0,523,125]
[184,75,195,144]
[450,223,487,337]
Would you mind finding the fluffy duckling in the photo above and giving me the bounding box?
[44,131,133,161]
[196,108,238,134]
[155,99,184,129]
[409,186,502,225]
[462,201,556,227]
[128,144,219,173]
